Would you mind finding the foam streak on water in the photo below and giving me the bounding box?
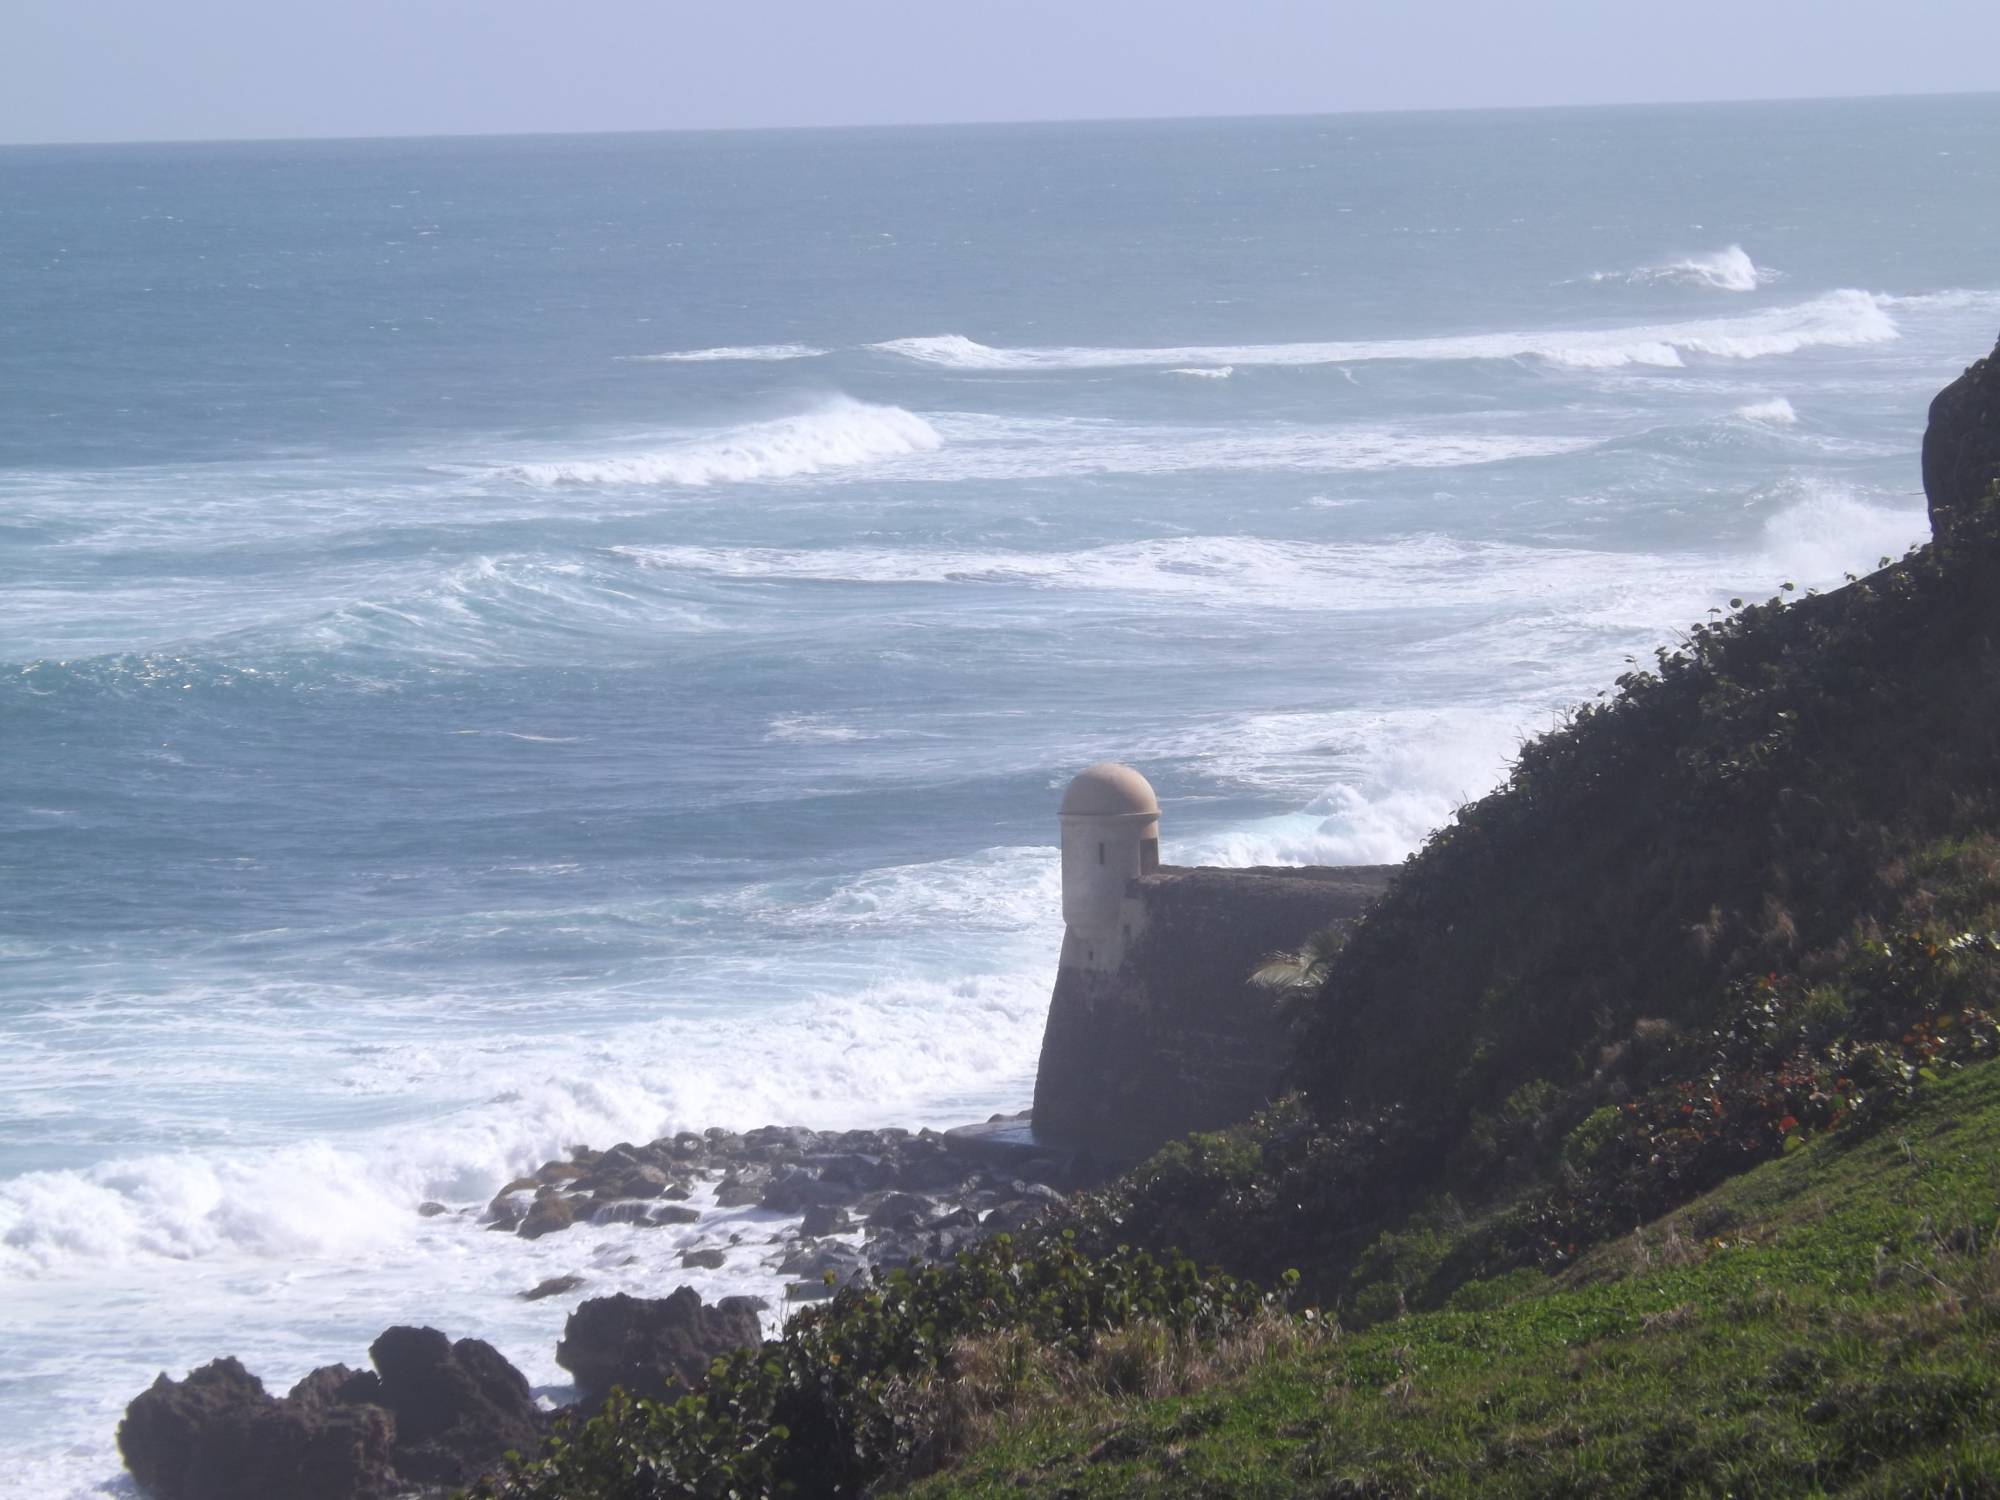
[3,97,1999,1496]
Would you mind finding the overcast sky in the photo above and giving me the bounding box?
[7,0,2000,146]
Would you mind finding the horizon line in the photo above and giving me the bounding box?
[3,84,1996,153]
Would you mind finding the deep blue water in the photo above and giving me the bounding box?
[3,97,1998,1492]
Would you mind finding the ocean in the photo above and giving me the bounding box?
[3,95,1997,1492]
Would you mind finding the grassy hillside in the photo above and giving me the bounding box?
[912,1057,2000,1498]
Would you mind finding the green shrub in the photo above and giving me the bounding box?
[468,1235,1275,1498]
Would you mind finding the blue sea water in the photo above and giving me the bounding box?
[3,96,1998,1491]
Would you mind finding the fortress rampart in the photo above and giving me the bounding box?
[1031,764,1393,1164]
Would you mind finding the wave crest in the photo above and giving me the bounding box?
[872,291,1898,373]
[508,398,943,486]
[1596,244,1779,293]
[621,343,826,363]
[1736,397,1799,425]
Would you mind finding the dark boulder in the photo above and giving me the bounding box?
[118,1356,399,1500]
[777,1240,865,1280]
[799,1202,853,1238]
[679,1246,727,1270]
[864,1190,934,1229]
[759,1166,847,1215]
[360,1326,543,1487]
[118,1330,542,1500]
[556,1289,765,1407]
[1924,333,2000,548]
[713,1167,771,1207]
[517,1191,578,1239]
[519,1274,586,1302]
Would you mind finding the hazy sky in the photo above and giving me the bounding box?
[7,0,2000,146]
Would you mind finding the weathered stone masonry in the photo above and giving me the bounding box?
[1032,763,1393,1164]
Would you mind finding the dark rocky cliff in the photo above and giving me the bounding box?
[1923,332,2000,548]
[1033,864,1392,1164]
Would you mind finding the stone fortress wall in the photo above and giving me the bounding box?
[1031,764,1393,1164]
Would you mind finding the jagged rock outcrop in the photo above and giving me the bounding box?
[120,1357,399,1500]
[555,1288,766,1407]
[1923,332,2000,548]
[118,1329,541,1500]
[476,1118,1085,1244]
[350,1326,543,1487]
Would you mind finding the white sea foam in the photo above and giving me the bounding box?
[872,290,1900,373]
[621,533,1674,615]
[299,553,720,667]
[1186,709,1535,867]
[765,714,871,744]
[0,925,1055,1495]
[1165,365,1234,379]
[507,397,943,486]
[1758,478,1929,580]
[926,420,1596,477]
[1736,396,1799,425]
[620,343,827,362]
[0,971,1050,1282]
[1595,244,1779,292]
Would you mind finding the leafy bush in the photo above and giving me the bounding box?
[467,1236,1275,1498]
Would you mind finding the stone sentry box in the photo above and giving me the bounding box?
[1034,763,1394,1165]
[1057,761,1162,973]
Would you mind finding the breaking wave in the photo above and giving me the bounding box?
[506,398,942,486]
[1595,244,1779,292]
[871,290,1900,373]
[1736,397,1800,425]
[620,343,827,363]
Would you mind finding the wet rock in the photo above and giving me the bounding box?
[119,1330,542,1499]
[556,1289,765,1408]
[519,1274,586,1302]
[865,1191,934,1229]
[714,1167,771,1207]
[862,1230,926,1268]
[759,1166,847,1215]
[119,1357,398,1500]
[593,1164,671,1200]
[799,1202,853,1238]
[485,1183,534,1230]
[679,1246,727,1270]
[518,1192,578,1239]
[361,1326,543,1488]
[777,1240,865,1280]
[416,1201,449,1218]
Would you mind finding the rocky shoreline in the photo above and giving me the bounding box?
[119,1110,1090,1499]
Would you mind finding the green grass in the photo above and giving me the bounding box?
[908,1060,2000,1498]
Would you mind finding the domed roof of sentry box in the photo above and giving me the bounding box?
[1060,762,1160,817]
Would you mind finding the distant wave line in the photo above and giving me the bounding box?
[868,290,1904,373]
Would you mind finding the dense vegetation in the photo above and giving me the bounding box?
[917,1057,2000,1497]
[1082,485,2000,1312]
[470,416,2000,1494]
[468,1239,1280,1498]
